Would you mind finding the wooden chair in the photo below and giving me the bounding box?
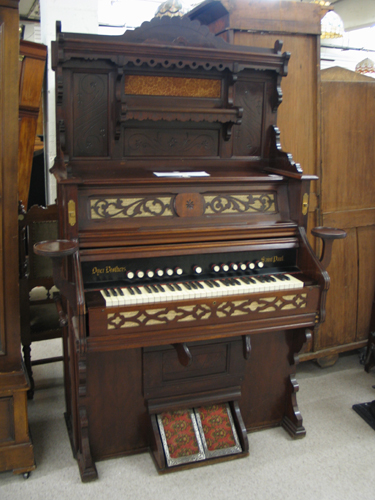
[19,204,65,398]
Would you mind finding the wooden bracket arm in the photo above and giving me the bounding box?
[311,227,347,271]
[172,343,192,367]
[33,239,79,309]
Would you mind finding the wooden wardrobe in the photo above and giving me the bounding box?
[0,0,35,476]
[316,67,375,364]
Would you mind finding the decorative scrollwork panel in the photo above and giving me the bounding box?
[107,294,307,330]
[204,193,276,215]
[90,196,173,219]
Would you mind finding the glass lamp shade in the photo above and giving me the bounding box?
[355,58,375,75]
[155,0,184,17]
[321,10,345,39]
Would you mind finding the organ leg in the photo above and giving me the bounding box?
[281,328,312,439]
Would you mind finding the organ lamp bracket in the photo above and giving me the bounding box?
[311,227,347,271]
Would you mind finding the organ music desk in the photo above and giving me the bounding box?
[35,16,346,481]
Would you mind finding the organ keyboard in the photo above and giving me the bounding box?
[100,273,304,307]
[34,15,346,481]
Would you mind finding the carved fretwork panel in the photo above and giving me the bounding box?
[233,81,265,157]
[124,128,219,157]
[90,196,174,219]
[73,73,109,157]
[89,192,277,220]
[204,193,276,215]
[106,293,307,332]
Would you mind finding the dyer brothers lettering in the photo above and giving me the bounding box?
[92,265,127,277]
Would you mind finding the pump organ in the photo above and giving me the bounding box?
[35,16,345,481]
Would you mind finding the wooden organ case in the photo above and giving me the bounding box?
[36,16,345,481]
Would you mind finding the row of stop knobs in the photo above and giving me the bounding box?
[124,260,264,280]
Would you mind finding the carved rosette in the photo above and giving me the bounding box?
[107,293,307,330]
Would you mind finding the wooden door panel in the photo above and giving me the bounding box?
[357,225,375,340]
[321,81,375,213]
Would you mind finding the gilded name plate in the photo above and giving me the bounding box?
[125,75,221,98]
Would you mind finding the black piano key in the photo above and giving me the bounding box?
[150,285,159,293]
[275,275,285,281]
[128,287,135,295]
[157,284,165,292]
[183,282,191,290]
[205,280,214,288]
[167,283,175,291]
[103,289,111,297]
[111,288,118,296]
[196,282,204,289]
[133,286,142,295]
[145,285,153,293]
[174,283,182,291]
[117,288,124,295]
[211,280,221,288]
[190,282,198,289]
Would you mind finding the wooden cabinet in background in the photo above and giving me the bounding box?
[0,0,35,476]
[18,40,47,208]
[307,67,375,364]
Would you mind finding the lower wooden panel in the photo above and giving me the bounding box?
[240,329,294,430]
[0,397,14,443]
[71,328,305,464]
[0,372,35,474]
[85,348,149,460]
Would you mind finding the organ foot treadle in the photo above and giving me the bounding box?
[151,402,249,472]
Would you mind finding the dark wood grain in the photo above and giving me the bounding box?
[46,13,341,480]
